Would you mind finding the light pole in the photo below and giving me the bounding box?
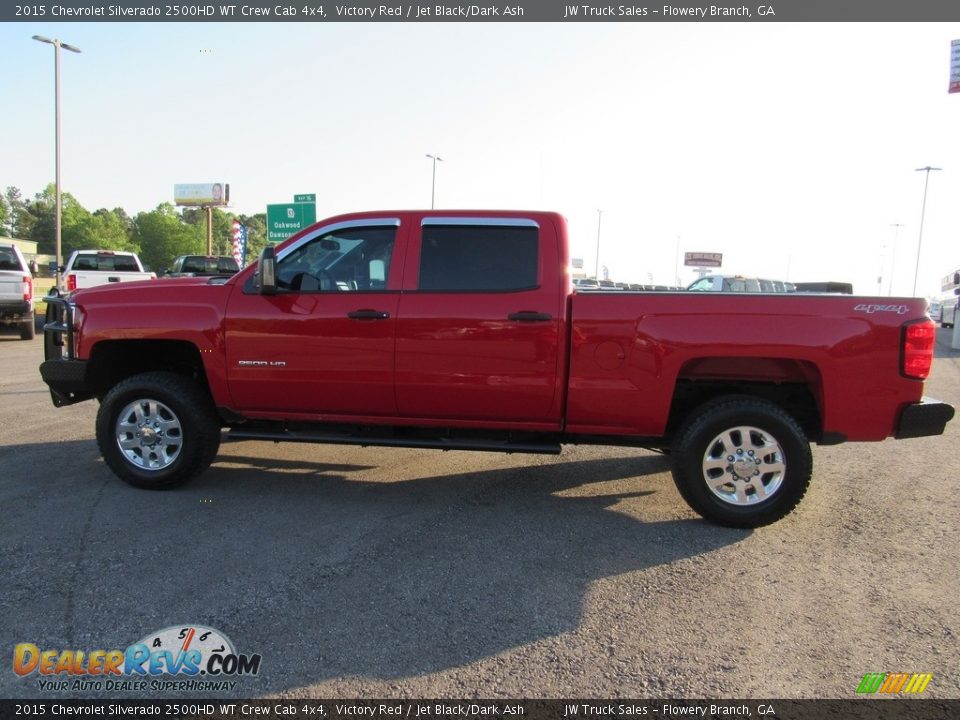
[594,209,602,280]
[887,223,903,296]
[425,154,443,209]
[912,166,941,296]
[33,34,82,290]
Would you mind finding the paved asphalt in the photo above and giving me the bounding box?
[1,328,958,699]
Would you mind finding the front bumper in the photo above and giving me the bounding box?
[895,397,955,439]
[40,292,94,407]
[39,358,93,407]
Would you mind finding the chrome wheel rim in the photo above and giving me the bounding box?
[702,425,786,506]
[115,399,183,471]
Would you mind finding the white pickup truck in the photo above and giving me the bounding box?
[0,242,34,340]
[61,250,155,292]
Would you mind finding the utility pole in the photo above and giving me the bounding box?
[426,154,443,209]
[594,209,602,280]
[887,223,903,296]
[33,35,82,289]
[913,166,941,296]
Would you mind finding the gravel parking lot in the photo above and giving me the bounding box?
[2,330,958,699]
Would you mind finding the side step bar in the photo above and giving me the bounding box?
[227,426,563,455]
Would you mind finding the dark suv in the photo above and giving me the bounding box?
[0,243,34,340]
[165,255,240,278]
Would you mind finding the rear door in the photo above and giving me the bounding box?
[394,216,565,427]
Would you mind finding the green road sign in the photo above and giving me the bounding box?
[293,193,316,203]
[266,202,317,244]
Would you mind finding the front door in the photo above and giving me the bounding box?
[225,220,402,418]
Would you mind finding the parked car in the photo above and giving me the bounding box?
[61,250,155,292]
[0,243,34,340]
[941,296,958,329]
[572,278,600,291]
[165,255,241,278]
[688,275,797,293]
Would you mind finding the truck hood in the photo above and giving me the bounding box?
[69,276,230,302]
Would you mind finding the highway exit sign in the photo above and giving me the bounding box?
[266,202,317,243]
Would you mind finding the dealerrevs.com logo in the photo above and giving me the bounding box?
[13,625,262,692]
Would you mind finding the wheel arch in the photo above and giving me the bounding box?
[667,356,824,443]
[86,339,212,400]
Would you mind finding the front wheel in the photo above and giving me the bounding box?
[671,398,812,528]
[96,371,221,490]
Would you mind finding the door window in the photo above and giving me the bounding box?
[418,225,538,292]
[276,226,396,292]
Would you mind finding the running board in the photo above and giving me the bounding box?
[226,426,563,455]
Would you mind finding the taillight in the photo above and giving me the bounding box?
[22,275,32,303]
[66,274,77,292]
[902,319,935,379]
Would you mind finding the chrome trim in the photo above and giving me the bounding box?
[276,218,402,261]
[421,217,540,228]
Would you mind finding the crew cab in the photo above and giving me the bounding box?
[0,242,34,340]
[60,250,155,292]
[39,210,955,527]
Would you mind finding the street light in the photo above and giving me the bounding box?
[887,223,903,296]
[33,34,82,290]
[594,209,602,280]
[425,154,443,209]
[912,166,941,297]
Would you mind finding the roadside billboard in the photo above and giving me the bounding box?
[174,183,230,207]
[684,252,723,268]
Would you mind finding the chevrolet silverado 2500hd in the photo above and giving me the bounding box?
[40,210,954,527]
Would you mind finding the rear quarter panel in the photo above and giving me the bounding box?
[567,293,928,441]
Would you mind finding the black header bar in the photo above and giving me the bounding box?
[6,0,960,22]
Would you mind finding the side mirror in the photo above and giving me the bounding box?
[257,246,277,295]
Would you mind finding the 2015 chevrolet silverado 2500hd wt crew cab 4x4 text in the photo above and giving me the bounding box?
[39,210,955,527]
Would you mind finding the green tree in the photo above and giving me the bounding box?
[0,192,8,236]
[71,209,136,254]
[4,186,36,239]
[132,203,204,273]
[28,184,90,255]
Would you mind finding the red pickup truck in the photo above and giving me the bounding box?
[40,210,954,527]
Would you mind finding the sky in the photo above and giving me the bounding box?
[3,20,960,296]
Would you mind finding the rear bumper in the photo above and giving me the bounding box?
[895,397,955,439]
[0,300,32,321]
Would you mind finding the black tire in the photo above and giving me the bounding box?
[96,371,221,490]
[671,398,812,528]
[20,317,35,340]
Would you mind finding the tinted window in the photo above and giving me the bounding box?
[75,253,139,272]
[0,248,20,271]
[277,225,396,292]
[418,225,538,292]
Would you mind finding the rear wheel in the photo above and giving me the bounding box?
[671,398,812,528]
[20,317,35,340]
[96,371,221,490]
